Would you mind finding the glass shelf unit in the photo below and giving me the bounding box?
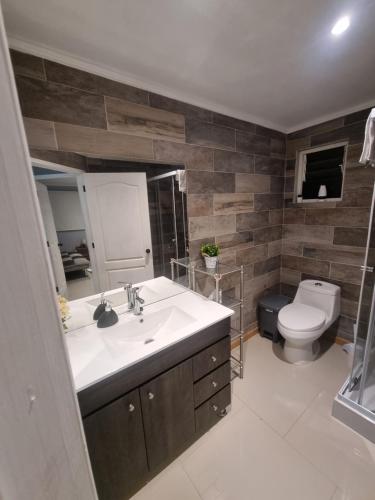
[170,257,244,379]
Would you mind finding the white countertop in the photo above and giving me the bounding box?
[65,281,234,392]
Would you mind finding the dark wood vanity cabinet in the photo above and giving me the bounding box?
[83,389,148,500]
[140,358,195,470]
[80,318,231,500]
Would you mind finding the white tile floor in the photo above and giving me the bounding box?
[131,335,375,500]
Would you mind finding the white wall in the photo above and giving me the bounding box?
[49,190,85,231]
[57,229,87,252]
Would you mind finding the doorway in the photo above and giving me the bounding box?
[33,165,94,300]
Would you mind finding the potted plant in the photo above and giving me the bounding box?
[201,243,220,269]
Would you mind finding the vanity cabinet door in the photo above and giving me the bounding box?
[83,388,148,500]
[140,358,195,470]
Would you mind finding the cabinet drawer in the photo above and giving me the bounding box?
[193,335,230,382]
[194,361,231,407]
[195,384,231,435]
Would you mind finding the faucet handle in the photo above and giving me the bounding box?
[133,287,145,304]
[133,288,144,315]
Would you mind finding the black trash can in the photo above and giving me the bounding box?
[258,294,291,343]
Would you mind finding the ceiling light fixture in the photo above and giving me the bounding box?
[331,16,350,36]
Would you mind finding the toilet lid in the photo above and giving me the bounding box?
[278,303,326,332]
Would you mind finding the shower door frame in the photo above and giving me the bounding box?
[147,170,188,278]
[349,182,375,403]
[333,183,375,441]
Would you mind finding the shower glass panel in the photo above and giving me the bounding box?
[147,172,188,279]
[347,184,375,411]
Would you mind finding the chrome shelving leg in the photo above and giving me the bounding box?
[215,276,220,302]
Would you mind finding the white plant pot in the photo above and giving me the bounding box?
[204,256,218,269]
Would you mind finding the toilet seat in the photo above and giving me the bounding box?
[278,303,326,333]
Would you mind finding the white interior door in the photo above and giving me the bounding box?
[80,173,154,291]
[35,182,67,295]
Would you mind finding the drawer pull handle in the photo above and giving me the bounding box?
[148,392,154,400]
[128,403,135,412]
[211,355,217,363]
[212,404,218,412]
[212,381,218,388]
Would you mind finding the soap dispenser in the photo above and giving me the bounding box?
[93,292,106,320]
[97,301,119,328]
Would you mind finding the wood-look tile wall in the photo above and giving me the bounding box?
[283,110,374,340]
[12,49,373,339]
[11,49,285,331]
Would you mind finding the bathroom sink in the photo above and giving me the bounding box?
[66,285,234,391]
[102,306,196,350]
[87,285,159,309]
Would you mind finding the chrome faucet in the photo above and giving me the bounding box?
[133,287,145,316]
[118,282,144,315]
[118,282,135,310]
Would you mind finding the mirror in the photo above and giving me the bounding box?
[32,159,189,331]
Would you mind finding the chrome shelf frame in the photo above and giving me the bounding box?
[170,257,244,379]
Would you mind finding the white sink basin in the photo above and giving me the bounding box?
[102,306,196,350]
[66,280,234,392]
[88,285,159,309]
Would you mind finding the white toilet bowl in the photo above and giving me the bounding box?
[277,280,340,365]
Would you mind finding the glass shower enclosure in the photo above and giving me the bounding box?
[333,182,375,441]
[147,170,188,280]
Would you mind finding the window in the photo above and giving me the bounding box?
[295,142,347,203]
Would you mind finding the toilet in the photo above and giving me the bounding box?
[277,280,340,364]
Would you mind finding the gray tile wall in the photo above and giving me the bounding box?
[11,49,285,331]
[283,111,374,340]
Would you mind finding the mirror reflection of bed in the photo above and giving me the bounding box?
[32,158,188,302]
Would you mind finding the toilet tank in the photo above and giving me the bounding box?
[294,280,340,325]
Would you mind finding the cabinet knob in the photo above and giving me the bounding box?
[128,403,135,412]
[211,355,217,363]
[212,381,218,388]
[212,404,218,412]
[148,392,154,400]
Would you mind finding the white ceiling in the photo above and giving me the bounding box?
[3,0,375,132]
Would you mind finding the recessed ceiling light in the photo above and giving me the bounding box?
[331,16,350,36]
